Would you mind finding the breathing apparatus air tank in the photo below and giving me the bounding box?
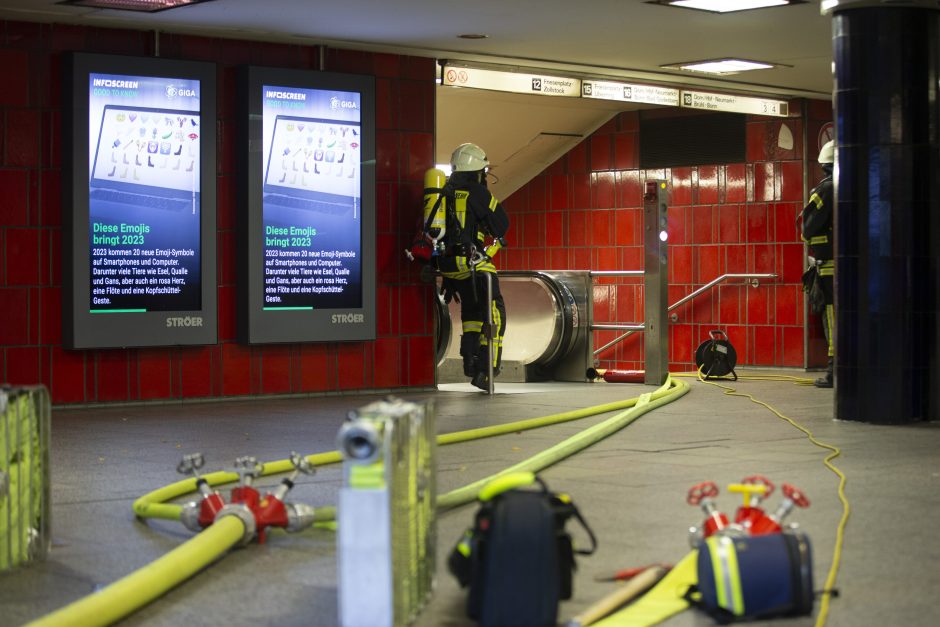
[423,168,447,244]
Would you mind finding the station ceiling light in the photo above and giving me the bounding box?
[59,0,215,12]
[649,0,805,12]
[663,58,777,74]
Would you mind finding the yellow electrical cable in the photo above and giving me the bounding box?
[691,371,850,627]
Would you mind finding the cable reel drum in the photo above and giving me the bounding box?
[694,330,737,380]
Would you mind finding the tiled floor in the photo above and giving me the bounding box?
[2,369,938,626]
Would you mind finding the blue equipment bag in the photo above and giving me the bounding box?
[689,531,814,623]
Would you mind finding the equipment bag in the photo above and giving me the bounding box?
[687,531,814,624]
[694,330,738,380]
[447,472,597,627]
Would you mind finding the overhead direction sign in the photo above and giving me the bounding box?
[680,90,789,117]
[581,80,680,106]
[441,64,580,97]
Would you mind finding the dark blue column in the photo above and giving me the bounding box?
[829,3,940,422]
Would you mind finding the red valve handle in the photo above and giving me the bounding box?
[782,483,810,508]
[742,475,775,497]
[687,481,719,505]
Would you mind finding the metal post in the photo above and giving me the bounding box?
[486,272,494,395]
[643,180,669,385]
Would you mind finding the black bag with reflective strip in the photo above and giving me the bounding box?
[447,475,596,627]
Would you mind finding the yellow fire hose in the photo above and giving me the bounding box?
[28,377,689,627]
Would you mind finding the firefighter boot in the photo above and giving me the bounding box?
[470,343,497,391]
[460,333,481,378]
[814,358,833,388]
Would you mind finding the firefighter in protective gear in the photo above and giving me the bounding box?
[434,143,510,391]
[801,140,835,388]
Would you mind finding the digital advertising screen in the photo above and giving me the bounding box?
[63,53,217,349]
[237,67,375,343]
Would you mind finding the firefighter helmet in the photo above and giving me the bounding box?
[450,143,489,172]
[818,140,834,165]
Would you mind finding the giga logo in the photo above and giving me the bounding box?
[331,313,364,324]
[166,316,204,328]
[166,85,198,99]
[329,96,358,110]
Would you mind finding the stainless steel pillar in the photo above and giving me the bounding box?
[643,180,669,385]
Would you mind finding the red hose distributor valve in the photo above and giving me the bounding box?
[687,481,729,546]
[750,482,810,535]
[728,475,775,531]
[251,452,317,544]
[177,453,226,532]
[178,453,318,545]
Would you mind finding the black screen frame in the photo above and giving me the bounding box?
[236,66,376,344]
[63,52,218,349]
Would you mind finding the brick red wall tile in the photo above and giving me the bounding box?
[373,337,401,388]
[692,206,714,244]
[40,168,60,227]
[96,350,130,402]
[569,210,588,247]
[0,169,29,225]
[746,203,769,243]
[50,346,85,404]
[261,345,292,394]
[180,346,213,398]
[0,287,29,343]
[591,171,613,208]
[724,164,747,202]
[550,174,569,210]
[5,229,40,285]
[217,285,235,341]
[337,343,366,391]
[137,349,172,400]
[405,335,434,386]
[6,109,40,168]
[40,286,60,345]
[6,345,40,385]
[747,284,769,325]
[778,160,803,201]
[591,209,612,247]
[618,170,641,207]
[746,121,769,162]
[590,135,611,171]
[572,173,591,209]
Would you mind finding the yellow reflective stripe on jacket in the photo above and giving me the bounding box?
[463,321,483,333]
[819,260,835,277]
[485,239,503,258]
[455,190,469,228]
[809,235,828,245]
[809,192,824,210]
[707,535,745,616]
[488,195,498,211]
[439,261,497,280]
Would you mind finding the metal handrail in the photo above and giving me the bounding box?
[592,273,777,357]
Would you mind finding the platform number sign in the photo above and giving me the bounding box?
[531,77,542,92]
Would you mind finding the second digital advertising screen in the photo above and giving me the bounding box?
[261,85,363,310]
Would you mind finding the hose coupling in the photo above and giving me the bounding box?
[216,504,258,546]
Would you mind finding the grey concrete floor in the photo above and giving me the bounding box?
[2,369,939,627]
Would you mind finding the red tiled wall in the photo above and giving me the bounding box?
[0,21,436,404]
[503,104,833,372]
